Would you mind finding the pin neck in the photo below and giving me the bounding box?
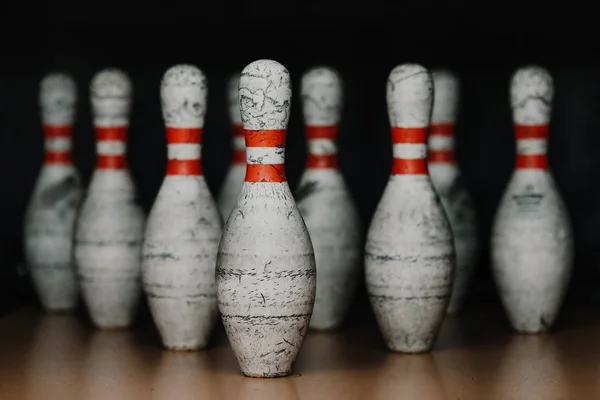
[95,126,128,170]
[231,124,246,165]
[43,125,73,165]
[428,122,455,164]
[390,127,428,175]
[305,125,338,169]
[244,129,287,183]
[165,127,203,176]
[514,124,548,170]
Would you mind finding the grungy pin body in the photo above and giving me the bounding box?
[141,64,223,350]
[216,59,316,377]
[24,72,82,312]
[218,73,246,222]
[295,66,362,331]
[429,69,479,315]
[74,68,146,329]
[491,66,574,333]
[365,63,455,353]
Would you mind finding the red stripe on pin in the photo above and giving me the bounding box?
[45,151,72,164]
[392,159,428,175]
[514,125,548,139]
[96,155,127,169]
[232,150,246,164]
[166,127,202,144]
[232,124,245,138]
[96,126,127,141]
[429,123,454,136]
[428,150,454,163]
[516,154,548,169]
[245,164,286,182]
[306,125,338,140]
[391,127,428,144]
[166,159,202,175]
[306,154,338,169]
[44,125,73,139]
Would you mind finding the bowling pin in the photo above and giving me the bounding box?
[295,66,361,331]
[141,64,222,350]
[491,66,573,333]
[74,69,145,329]
[217,73,245,221]
[365,64,455,353]
[429,69,478,315]
[24,73,82,312]
[216,59,316,377]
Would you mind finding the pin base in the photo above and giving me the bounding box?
[241,370,292,379]
[385,345,433,354]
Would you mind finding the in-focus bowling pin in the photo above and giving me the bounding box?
[365,64,455,353]
[429,69,478,315]
[74,69,145,329]
[24,73,82,312]
[491,66,573,333]
[216,59,316,377]
[295,66,361,331]
[141,64,222,350]
[217,73,245,221]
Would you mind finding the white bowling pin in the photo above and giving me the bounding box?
[74,69,145,329]
[491,66,573,333]
[216,59,316,377]
[429,69,478,315]
[217,73,245,222]
[141,64,222,350]
[365,64,455,353]
[24,73,82,312]
[295,66,361,331]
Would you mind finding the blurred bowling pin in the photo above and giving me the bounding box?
[491,66,573,333]
[429,69,478,315]
[216,59,316,377]
[141,64,222,350]
[365,64,455,353]
[295,66,361,331]
[24,73,82,312]
[74,69,145,329]
[217,73,245,222]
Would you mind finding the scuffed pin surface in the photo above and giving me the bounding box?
[237,60,291,130]
[429,69,478,315]
[218,73,245,222]
[160,65,207,128]
[491,66,574,333]
[301,66,343,126]
[24,73,82,311]
[74,68,146,329]
[216,59,316,377]
[365,64,455,353]
[141,64,223,350]
[295,66,362,331]
[39,73,77,126]
[90,69,132,127]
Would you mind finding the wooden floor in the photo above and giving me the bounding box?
[1,304,599,399]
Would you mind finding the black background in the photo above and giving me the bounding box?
[1,6,600,323]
